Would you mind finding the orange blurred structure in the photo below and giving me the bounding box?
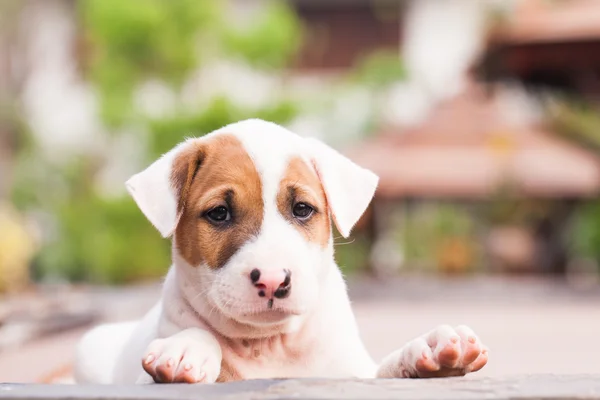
[478,0,600,97]
[345,0,600,277]
[347,83,600,200]
[494,0,600,44]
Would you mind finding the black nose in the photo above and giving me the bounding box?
[274,270,292,299]
[249,269,292,300]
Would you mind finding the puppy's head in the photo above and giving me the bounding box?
[126,119,378,332]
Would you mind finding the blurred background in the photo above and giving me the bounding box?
[2,0,600,384]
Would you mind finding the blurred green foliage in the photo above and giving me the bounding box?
[333,230,372,275]
[13,153,171,284]
[570,201,600,261]
[11,0,303,284]
[39,192,171,284]
[550,98,600,266]
[352,50,406,89]
[222,1,302,70]
[403,203,481,272]
[549,97,600,152]
[483,182,554,227]
[148,97,297,159]
[81,0,220,127]
[80,0,302,157]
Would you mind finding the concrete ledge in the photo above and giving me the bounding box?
[2,375,600,400]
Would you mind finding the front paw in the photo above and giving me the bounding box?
[142,332,220,384]
[389,325,488,378]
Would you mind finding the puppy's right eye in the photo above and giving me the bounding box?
[205,206,231,223]
[292,202,314,220]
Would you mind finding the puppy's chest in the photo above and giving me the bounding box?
[217,337,321,381]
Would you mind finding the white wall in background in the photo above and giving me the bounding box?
[403,0,488,100]
[383,0,491,128]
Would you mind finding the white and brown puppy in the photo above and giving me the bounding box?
[74,119,488,384]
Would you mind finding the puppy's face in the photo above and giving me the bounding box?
[126,120,378,330]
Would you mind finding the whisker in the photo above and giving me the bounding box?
[334,238,356,246]
[188,285,212,303]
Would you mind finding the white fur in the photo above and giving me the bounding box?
[74,119,487,384]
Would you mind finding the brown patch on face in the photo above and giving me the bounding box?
[277,157,330,247]
[172,134,263,268]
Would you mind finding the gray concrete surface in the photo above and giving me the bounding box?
[352,276,600,377]
[2,375,600,399]
[1,275,600,383]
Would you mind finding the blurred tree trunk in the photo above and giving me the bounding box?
[534,200,576,275]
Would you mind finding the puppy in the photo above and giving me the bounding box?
[74,119,488,384]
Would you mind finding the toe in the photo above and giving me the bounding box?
[435,336,461,368]
[174,362,204,384]
[402,337,440,378]
[142,353,156,375]
[142,339,166,380]
[173,353,207,384]
[155,357,176,383]
[461,339,482,366]
[455,325,488,372]
[455,325,481,365]
[415,346,439,374]
[427,325,462,368]
[467,347,489,372]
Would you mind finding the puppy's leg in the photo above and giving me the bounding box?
[376,325,488,378]
[141,328,222,384]
[74,321,138,384]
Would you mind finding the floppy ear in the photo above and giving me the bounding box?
[305,137,379,238]
[125,140,204,238]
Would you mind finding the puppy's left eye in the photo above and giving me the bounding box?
[205,206,231,223]
[292,202,314,220]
